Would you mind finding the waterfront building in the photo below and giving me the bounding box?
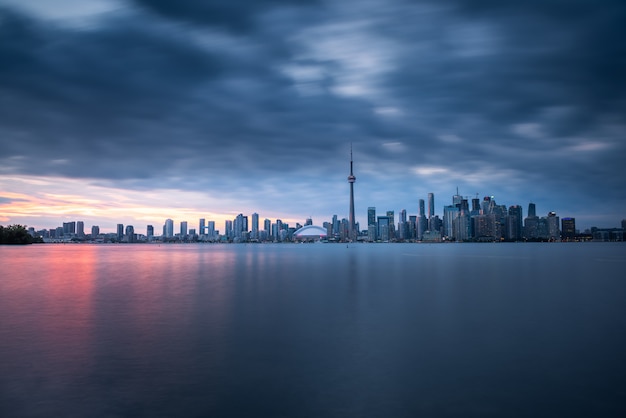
[368,207,376,229]
[208,221,216,239]
[561,217,576,240]
[164,219,174,238]
[117,224,124,241]
[125,225,135,243]
[91,225,100,238]
[443,205,459,240]
[252,213,259,239]
[147,225,154,239]
[180,221,188,238]
[427,193,434,219]
[377,216,390,241]
[506,205,523,241]
[199,218,205,236]
[547,212,560,241]
[76,221,84,238]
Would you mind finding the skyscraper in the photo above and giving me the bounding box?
[561,217,576,240]
[180,221,188,237]
[199,218,205,236]
[348,145,356,241]
[76,221,84,238]
[117,224,124,241]
[125,225,135,243]
[528,202,536,218]
[165,219,174,238]
[252,213,259,239]
[428,193,435,219]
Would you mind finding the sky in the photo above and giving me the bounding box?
[1,0,625,233]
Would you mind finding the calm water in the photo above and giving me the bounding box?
[1,243,625,417]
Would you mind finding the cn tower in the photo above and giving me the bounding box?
[348,144,356,241]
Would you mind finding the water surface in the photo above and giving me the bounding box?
[1,243,625,417]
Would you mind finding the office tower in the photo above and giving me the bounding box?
[348,146,357,241]
[125,225,134,243]
[207,221,215,238]
[147,225,154,238]
[399,209,407,224]
[252,213,259,239]
[199,218,205,236]
[234,214,244,239]
[473,214,497,240]
[506,205,523,241]
[76,221,84,238]
[377,216,390,241]
[180,221,188,237]
[528,202,536,218]
[117,224,124,241]
[452,188,463,206]
[455,212,470,241]
[263,219,271,238]
[91,225,99,237]
[225,220,233,239]
[427,193,434,219]
[165,219,174,238]
[418,199,425,217]
[443,205,459,239]
[367,207,376,227]
[471,198,480,213]
[561,218,576,240]
[547,212,560,240]
[63,221,76,236]
[385,211,395,239]
[332,215,339,237]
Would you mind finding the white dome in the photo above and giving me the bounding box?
[294,225,327,238]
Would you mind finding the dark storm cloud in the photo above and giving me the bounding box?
[0,0,625,225]
[130,0,322,32]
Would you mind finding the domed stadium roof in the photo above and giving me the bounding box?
[293,225,327,239]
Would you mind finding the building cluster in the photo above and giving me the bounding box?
[366,193,578,243]
[30,191,625,243]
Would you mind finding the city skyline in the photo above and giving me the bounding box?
[1,0,625,231]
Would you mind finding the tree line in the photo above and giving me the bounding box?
[0,225,43,245]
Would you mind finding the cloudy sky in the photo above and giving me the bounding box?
[1,0,625,233]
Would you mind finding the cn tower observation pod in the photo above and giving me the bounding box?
[293,225,327,241]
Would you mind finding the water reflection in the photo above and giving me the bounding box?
[1,243,625,417]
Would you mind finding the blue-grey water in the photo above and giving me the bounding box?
[1,243,625,417]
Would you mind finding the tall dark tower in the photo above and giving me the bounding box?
[348,145,356,241]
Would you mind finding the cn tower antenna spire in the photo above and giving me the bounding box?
[348,143,356,242]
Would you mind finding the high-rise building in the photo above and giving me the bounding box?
[443,205,459,239]
[76,221,84,238]
[252,213,259,239]
[528,203,536,218]
[147,225,154,239]
[165,219,174,238]
[263,219,271,238]
[386,210,395,239]
[428,193,435,219]
[452,188,463,207]
[180,221,188,237]
[377,216,390,241]
[506,205,523,241]
[91,225,99,237]
[199,218,205,236]
[547,212,560,241]
[117,224,124,241]
[208,221,215,238]
[367,207,376,227]
[561,217,576,240]
[125,225,135,243]
[348,145,357,241]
